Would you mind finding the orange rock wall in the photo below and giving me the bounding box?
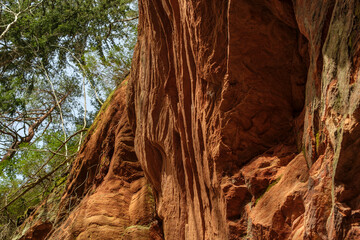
[16,1,360,239]
[19,84,162,240]
[128,0,360,239]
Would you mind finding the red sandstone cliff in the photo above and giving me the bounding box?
[16,0,360,239]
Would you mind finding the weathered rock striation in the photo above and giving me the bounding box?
[44,84,159,240]
[128,0,360,239]
[15,84,162,240]
[16,0,360,239]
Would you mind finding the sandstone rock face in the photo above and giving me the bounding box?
[16,84,161,240]
[46,84,160,240]
[16,0,360,239]
[127,0,360,239]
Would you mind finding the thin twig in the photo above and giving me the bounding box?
[0,0,43,40]
[1,129,86,211]
[0,94,68,163]
[78,62,87,151]
[53,45,104,105]
[1,155,72,212]
[40,61,69,157]
[6,129,86,202]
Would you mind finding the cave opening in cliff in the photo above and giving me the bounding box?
[222,0,310,170]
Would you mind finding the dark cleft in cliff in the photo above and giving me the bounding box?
[128,0,360,239]
[128,0,309,239]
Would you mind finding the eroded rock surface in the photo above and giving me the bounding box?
[128,0,360,239]
[16,84,162,240]
[16,0,360,239]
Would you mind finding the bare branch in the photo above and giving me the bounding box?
[53,45,104,105]
[0,0,43,40]
[1,156,71,213]
[0,93,69,163]
[112,16,139,24]
[2,129,87,210]
[39,61,69,157]
[105,16,138,39]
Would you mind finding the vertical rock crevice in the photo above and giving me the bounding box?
[128,0,312,239]
[129,0,359,239]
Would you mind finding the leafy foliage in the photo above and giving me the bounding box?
[0,0,137,112]
[0,0,138,238]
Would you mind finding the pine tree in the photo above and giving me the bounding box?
[0,1,138,237]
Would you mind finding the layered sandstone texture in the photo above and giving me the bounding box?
[16,0,360,239]
[15,84,162,240]
[46,84,157,240]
